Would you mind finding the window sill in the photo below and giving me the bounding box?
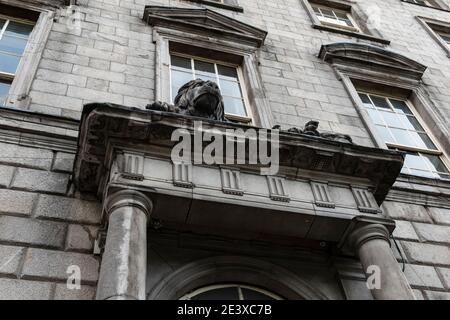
[313,23,390,45]
[183,0,244,12]
[401,0,450,12]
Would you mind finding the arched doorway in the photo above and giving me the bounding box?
[147,256,329,300]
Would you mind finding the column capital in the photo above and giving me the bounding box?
[347,223,390,251]
[104,189,153,220]
[339,216,395,255]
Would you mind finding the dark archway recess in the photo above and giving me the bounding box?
[147,256,330,300]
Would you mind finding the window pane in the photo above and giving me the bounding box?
[417,132,437,150]
[359,93,373,108]
[320,8,335,18]
[218,65,238,80]
[171,55,191,69]
[423,154,450,173]
[0,80,11,106]
[390,99,413,115]
[401,115,424,131]
[367,109,384,125]
[370,95,391,109]
[5,21,33,38]
[312,5,321,14]
[390,128,413,146]
[191,287,239,300]
[196,74,216,83]
[0,52,21,74]
[376,125,395,143]
[223,96,247,116]
[220,80,242,98]
[0,35,28,55]
[404,152,429,171]
[194,60,215,74]
[379,111,401,127]
[171,69,193,100]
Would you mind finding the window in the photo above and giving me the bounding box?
[358,92,450,180]
[310,3,358,31]
[146,6,271,127]
[402,0,448,10]
[0,15,34,106]
[170,53,250,122]
[300,0,389,44]
[438,32,450,45]
[417,17,450,57]
[182,0,243,12]
[179,284,282,300]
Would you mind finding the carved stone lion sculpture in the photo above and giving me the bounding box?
[273,120,353,144]
[146,79,225,121]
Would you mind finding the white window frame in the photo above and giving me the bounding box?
[357,90,450,179]
[169,52,253,123]
[0,14,35,103]
[0,3,54,109]
[310,3,360,32]
[417,16,450,58]
[153,30,273,128]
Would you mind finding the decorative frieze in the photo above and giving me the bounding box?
[311,181,335,208]
[221,168,244,196]
[267,176,290,202]
[172,162,193,188]
[122,152,144,181]
[352,187,381,214]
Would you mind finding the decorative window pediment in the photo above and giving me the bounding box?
[319,42,427,82]
[143,6,267,48]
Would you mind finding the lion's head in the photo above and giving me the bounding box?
[174,79,225,121]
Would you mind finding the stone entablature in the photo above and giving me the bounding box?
[74,103,404,242]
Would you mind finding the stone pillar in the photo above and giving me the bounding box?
[96,190,153,300]
[347,222,415,300]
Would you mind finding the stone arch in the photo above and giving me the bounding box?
[147,256,330,300]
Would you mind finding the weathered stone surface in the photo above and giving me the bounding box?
[428,207,450,226]
[382,202,432,223]
[424,291,450,300]
[0,190,37,216]
[0,216,66,249]
[11,168,69,194]
[54,284,96,300]
[66,224,97,252]
[53,152,75,173]
[404,264,443,289]
[0,245,25,275]
[0,142,53,170]
[35,195,101,224]
[413,223,450,244]
[23,248,99,283]
[0,165,14,187]
[437,268,450,289]
[0,279,52,300]
[401,241,450,266]
[393,220,419,241]
[412,289,424,300]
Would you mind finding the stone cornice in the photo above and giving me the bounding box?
[319,42,427,81]
[74,103,404,204]
[143,6,267,47]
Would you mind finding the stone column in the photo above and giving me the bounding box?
[347,222,415,300]
[96,190,153,300]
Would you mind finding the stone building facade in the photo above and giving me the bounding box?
[0,0,449,300]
